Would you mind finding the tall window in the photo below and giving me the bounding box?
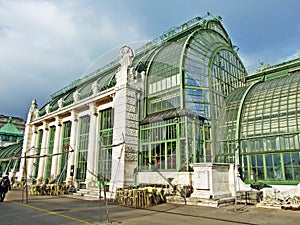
[139,117,203,171]
[140,119,178,170]
[76,115,90,181]
[45,126,56,178]
[59,121,71,181]
[32,130,43,179]
[98,108,113,181]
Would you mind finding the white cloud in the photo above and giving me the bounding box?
[0,0,299,119]
[0,0,145,118]
[282,50,300,62]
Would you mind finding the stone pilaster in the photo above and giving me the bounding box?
[109,46,139,191]
[85,103,98,187]
[50,117,62,178]
[37,122,49,184]
[66,111,78,185]
[18,100,38,182]
[27,126,38,182]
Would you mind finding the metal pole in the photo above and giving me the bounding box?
[104,182,110,223]
[234,163,237,211]
[99,135,102,224]
[24,151,28,203]
[98,134,110,224]
[65,145,75,188]
[99,182,102,223]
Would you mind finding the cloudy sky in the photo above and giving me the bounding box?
[1,0,300,120]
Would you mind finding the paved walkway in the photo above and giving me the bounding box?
[3,190,300,225]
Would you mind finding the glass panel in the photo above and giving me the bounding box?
[59,121,71,181]
[45,126,56,179]
[251,155,264,181]
[32,130,43,179]
[98,108,113,181]
[76,115,90,181]
[283,153,293,180]
[139,117,204,171]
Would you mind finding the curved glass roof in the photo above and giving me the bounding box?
[217,85,250,143]
[240,74,300,140]
[217,69,300,183]
[38,68,116,117]
[37,15,245,118]
[142,18,246,119]
[217,70,300,159]
[0,141,22,161]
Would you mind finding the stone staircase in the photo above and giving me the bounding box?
[72,187,101,200]
[71,186,115,201]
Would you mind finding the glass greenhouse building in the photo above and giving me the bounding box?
[136,16,246,173]
[217,60,300,185]
[17,15,298,193]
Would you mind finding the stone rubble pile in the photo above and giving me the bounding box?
[257,183,300,210]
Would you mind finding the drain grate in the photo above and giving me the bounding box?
[52,208,71,212]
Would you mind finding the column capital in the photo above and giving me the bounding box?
[43,121,49,131]
[31,125,37,133]
[55,116,62,127]
[88,102,98,116]
[71,110,78,122]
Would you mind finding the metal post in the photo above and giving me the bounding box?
[104,181,109,223]
[234,163,237,211]
[24,151,28,203]
[65,145,75,188]
[98,134,110,224]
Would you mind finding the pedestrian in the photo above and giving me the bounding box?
[0,174,12,202]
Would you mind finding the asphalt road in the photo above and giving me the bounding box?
[1,190,299,225]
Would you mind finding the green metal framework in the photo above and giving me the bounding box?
[140,117,179,170]
[38,71,116,117]
[0,142,22,176]
[139,115,203,171]
[138,18,246,171]
[218,70,300,184]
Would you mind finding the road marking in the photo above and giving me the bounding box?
[12,201,98,225]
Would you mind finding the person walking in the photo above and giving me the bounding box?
[0,174,11,202]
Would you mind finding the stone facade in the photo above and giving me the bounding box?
[18,46,142,192]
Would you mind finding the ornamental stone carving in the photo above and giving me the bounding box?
[118,45,134,68]
[92,81,98,95]
[125,152,137,161]
[73,90,79,103]
[116,46,135,86]
[28,99,39,121]
[30,99,38,113]
[45,104,50,114]
[58,98,63,108]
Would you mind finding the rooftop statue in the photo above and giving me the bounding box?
[118,45,134,68]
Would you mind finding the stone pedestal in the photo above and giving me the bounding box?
[191,163,232,199]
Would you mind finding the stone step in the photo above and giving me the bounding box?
[166,196,235,208]
[71,188,114,201]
